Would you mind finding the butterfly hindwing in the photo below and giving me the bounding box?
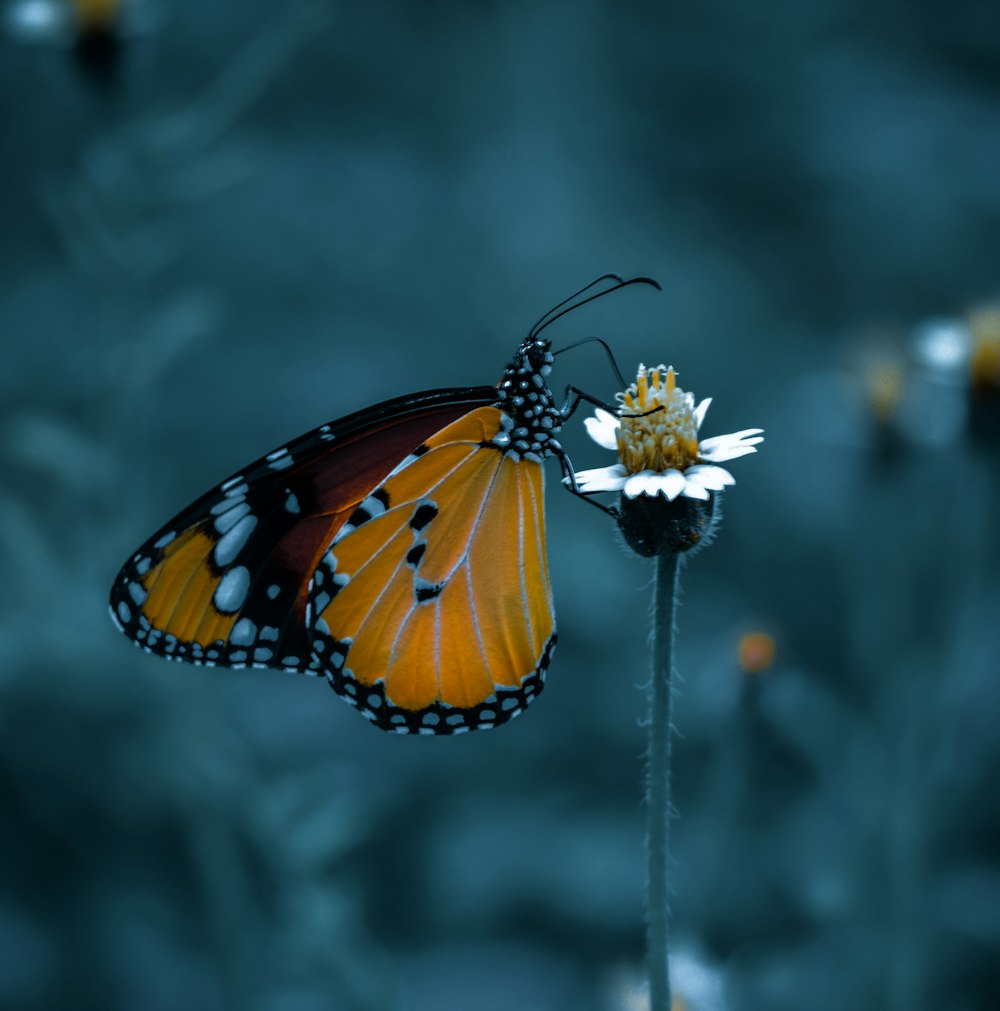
[109,388,498,673]
[309,405,557,734]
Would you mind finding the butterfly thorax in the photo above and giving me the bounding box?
[492,338,562,462]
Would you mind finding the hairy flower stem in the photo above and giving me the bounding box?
[647,550,680,1011]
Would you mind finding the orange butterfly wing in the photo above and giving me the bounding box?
[309,405,556,734]
[109,389,497,674]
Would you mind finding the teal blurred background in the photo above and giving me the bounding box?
[2,2,999,1009]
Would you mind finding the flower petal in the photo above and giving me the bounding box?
[699,424,760,444]
[684,464,735,490]
[699,429,764,450]
[621,469,688,500]
[658,469,687,500]
[698,429,764,462]
[570,464,628,492]
[703,445,757,462]
[681,479,710,500]
[693,397,712,430]
[583,409,620,450]
[623,471,654,498]
[621,471,660,498]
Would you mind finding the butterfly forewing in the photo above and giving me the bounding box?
[110,388,497,673]
[309,406,557,734]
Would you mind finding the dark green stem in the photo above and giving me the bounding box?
[647,550,680,1011]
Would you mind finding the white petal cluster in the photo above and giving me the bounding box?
[572,387,763,502]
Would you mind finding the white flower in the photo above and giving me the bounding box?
[570,364,763,501]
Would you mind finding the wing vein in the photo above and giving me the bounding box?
[355,451,504,681]
[461,561,493,688]
[160,546,210,636]
[525,464,553,614]
[516,464,534,654]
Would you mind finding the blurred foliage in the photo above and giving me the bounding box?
[2,1,999,1009]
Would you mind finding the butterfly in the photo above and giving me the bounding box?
[109,274,658,734]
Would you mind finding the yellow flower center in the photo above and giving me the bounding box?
[616,364,700,472]
[970,306,1000,392]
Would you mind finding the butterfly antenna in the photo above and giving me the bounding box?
[528,273,625,340]
[553,336,628,390]
[532,275,661,341]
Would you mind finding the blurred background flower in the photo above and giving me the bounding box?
[2,1,999,1009]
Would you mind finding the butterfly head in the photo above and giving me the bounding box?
[498,337,555,394]
[521,336,555,373]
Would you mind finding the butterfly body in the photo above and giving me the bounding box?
[111,338,566,734]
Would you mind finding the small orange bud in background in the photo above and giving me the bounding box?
[738,631,776,674]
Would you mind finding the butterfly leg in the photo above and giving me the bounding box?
[555,385,667,517]
[554,385,622,515]
[559,385,619,421]
[561,385,667,423]
[553,444,619,517]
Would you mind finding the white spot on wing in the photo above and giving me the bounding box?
[214,566,250,612]
[214,501,251,534]
[387,452,420,479]
[211,495,243,516]
[214,514,257,567]
[359,493,387,518]
[153,531,176,550]
[230,617,257,645]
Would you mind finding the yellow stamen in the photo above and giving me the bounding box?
[615,364,701,473]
